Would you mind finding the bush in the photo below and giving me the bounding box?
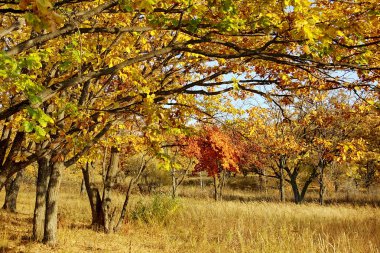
[131,195,181,225]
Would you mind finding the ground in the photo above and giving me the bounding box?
[0,180,379,253]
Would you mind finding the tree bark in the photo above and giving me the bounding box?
[102,147,120,233]
[290,178,301,204]
[262,167,268,196]
[43,161,64,245]
[218,170,227,201]
[81,162,104,229]
[200,171,204,189]
[213,175,218,201]
[279,166,285,202]
[3,169,24,212]
[211,171,227,201]
[364,160,376,190]
[114,154,150,232]
[33,155,51,242]
[318,164,326,205]
[171,159,190,199]
[113,178,133,232]
[285,164,318,204]
[0,131,26,191]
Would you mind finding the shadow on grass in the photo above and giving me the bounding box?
[0,209,33,251]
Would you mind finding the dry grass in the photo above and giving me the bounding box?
[0,181,379,253]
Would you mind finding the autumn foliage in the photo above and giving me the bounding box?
[181,126,241,177]
[1,0,380,247]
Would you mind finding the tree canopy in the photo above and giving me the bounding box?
[1,0,380,245]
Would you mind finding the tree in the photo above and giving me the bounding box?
[182,125,240,200]
[236,91,373,204]
[168,150,193,199]
[343,102,380,191]
[1,0,380,244]
[3,170,25,212]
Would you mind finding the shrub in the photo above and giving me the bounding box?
[131,195,182,225]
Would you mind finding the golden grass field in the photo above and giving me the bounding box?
[0,180,379,253]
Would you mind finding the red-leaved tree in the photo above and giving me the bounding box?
[182,126,241,200]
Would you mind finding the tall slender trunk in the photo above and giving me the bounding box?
[279,166,285,202]
[318,165,326,205]
[212,170,227,201]
[43,161,64,245]
[218,170,227,201]
[81,162,104,229]
[262,168,268,196]
[170,160,190,199]
[213,175,218,201]
[200,172,204,189]
[3,170,24,212]
[114,154,149,233]
[114,178,133,232]
[33,155,51,242]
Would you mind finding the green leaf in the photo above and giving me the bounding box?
[35,125,47,137]
[38,117,48,127]
[120,0,133,12]
[28,94,42,105]
[27,107,39,119]
[23,121,34,133]
[40,112,54,124]
[188,18,202,33]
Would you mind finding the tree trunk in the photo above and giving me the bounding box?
[114,178,133,232]
[286,165,318,204]
[43,161,64,245]
[262,168,268,196]
[102,147,120,233]
[171,160,190,199]
[279,166,285,202]
[290,178,301,204]
[0,130,25,192]
[365,160,375,190]
[3,170,24,212]
[200,171,204,189]
[218,170,227,201]
[213,175,218,201]
[81,163,104,229]
[33,155,51,242]
[318,165,326,205]
[114,154,149,233]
